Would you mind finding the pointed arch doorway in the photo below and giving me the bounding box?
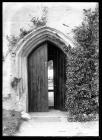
[14,27,76,113]
[27,41,66,112]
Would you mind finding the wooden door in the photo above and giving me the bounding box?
[54,48,66,110]
[28,43,48,112]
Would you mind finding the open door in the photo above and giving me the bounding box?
[28,42,48,112]
[48,42,66,111]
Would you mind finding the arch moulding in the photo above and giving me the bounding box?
[13,26,76,112]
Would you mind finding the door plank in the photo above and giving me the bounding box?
[28,43,48,112]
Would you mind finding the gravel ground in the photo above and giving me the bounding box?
[3,109,22,136]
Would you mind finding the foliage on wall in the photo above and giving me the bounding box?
[65,5,99,120]
[31,6,48,28]
[5,7,48,60]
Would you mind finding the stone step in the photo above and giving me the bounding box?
[24,110,68,122]
[31,116,62,122]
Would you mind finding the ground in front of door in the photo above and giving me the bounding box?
[15,110,99,136]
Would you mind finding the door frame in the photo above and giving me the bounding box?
[13,27,76,112]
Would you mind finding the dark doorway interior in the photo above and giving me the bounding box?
[48,42,66,111]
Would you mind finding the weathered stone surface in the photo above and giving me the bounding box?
[21,111,31,120]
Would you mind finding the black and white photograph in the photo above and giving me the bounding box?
[3,2,99,136]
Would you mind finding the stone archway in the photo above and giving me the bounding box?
[13,26,76,112]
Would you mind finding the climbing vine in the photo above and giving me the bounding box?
[65,5,99,121]
[4,7,48,61]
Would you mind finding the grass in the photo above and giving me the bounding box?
[3,109,23,136]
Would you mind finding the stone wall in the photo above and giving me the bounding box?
[3,52,26,111]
